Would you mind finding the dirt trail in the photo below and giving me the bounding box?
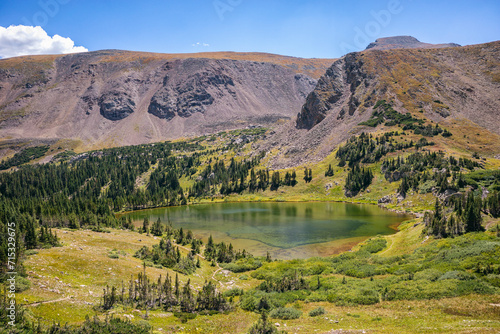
[176,244,225,287]
[24,296,71,307]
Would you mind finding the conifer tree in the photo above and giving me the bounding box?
[325,164,334,177]
[25,218,38,249]
[463,192,483,232]
[271,171,280,191]
[142,217,150,235]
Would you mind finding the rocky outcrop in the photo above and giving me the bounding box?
[378,195,392,204]
[147,61,235,120]
[295,53,369,130]
[99,92,136,120]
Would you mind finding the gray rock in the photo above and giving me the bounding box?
[378,195,392,204]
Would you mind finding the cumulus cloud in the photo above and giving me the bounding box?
[0,25,88,59]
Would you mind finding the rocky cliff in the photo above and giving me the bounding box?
[0,50,333,149]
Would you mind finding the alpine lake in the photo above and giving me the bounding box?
[122,202,412,260]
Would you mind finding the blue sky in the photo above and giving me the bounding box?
[0,0,499,59]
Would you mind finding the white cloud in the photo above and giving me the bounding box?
[0,25,88,59]
[192,42,210,47]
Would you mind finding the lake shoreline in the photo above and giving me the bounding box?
[116,197,418,221]
[119,201,412,260]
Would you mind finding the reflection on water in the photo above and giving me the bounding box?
[122,202,411,259]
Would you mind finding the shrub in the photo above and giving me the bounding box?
[174,312,197,323]
[44,316,152,333]
[269,307,302,320]
[419,180,436,194]
[24,250,39,256]
[248,313,285,334]
[308,306,326,317]
[240,294,258,311]
[359,238,387,254]
[174,257,197,275]
[222,257,262,273]
[414,269,443,282]
[15,276,31,292]
[455,280,497,295]
[224,288,244,297]
[483,274,500,288]
[438,270,475,281]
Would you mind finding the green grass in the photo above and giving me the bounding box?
[6,222,500,333]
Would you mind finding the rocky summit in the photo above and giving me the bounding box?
[365,35,461,51]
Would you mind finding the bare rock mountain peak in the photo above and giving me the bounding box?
[365,36,460,51]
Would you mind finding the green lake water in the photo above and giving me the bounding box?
[123,202,411,259]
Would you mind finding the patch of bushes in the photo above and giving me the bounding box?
[438,270,475,281]
[174,312,197,323]
[223,288,244,298]
[107,250,120,259]
[42,316,151,334]
[359,238,387,254]
[308,306,326,317]
[359,100,424,130]
[222,257,263,273]
[269,307,302,320]
[15,276,31,292]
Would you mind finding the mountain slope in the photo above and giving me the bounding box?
[262,40,500,167]
[0,50,333,150]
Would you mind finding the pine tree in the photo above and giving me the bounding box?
[141,217,150,235]
[429,198,445,237]
[151,218,163,236]
[25,218,38,249]
[174,273,180,298]
[463,192,483,232]
[291,170,297,186]
[487,191,500,217]
[325,164,334,177]
[271,171,280,191]
[249,168,258,193]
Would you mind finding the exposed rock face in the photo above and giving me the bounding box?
[296,53,369,129]
[99,92,136,120]
[261,40,500,168]
[0,50,332,149]
[365,36,460,51]
[147,59,235,120]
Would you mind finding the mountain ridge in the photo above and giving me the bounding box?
[260,40,500,168]
[0,50,334,150]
